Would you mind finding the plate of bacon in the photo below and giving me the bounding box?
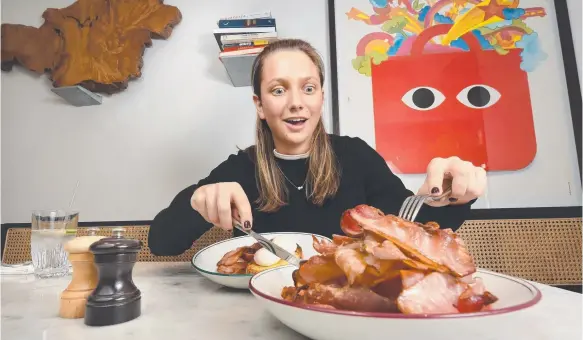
[192,232,331,289]
[249,205,542,340]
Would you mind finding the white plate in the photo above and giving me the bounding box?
[191,232,330,289]
[250,265,542,340]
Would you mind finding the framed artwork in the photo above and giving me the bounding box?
[327,0,582,218]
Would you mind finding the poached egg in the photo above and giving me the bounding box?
[253,236,298,267]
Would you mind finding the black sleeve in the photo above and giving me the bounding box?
[356,137,474,231]
[148,152,249,256]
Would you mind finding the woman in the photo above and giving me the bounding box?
[148,39,486,256]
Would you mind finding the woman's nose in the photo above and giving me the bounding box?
[288,90,304,112]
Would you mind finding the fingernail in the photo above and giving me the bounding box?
[431,187,440,194]
[244,221,251,230]
[449,197,458,202]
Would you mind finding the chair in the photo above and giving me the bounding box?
[4,218,582,287]
[456,217,582,286]
[2,228,33,265]
[2,226,232,264]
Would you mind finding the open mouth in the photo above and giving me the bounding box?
[284,118,308,126]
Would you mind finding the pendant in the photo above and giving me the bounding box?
[297,186,303,190]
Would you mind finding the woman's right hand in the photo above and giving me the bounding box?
[190,182,253,231]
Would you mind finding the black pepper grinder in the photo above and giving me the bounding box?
[84,227,142,326]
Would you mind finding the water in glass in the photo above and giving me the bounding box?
[31,210,78,278]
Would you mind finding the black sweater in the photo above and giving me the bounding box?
[148,135,474,256]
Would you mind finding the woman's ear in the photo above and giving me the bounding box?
[253,94,265,119]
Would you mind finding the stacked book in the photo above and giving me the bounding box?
[214,11,278,86]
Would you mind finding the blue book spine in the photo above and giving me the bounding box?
[218,18,276,28]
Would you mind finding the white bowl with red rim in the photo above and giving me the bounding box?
[249,265,542,340]
[191,232,330,289]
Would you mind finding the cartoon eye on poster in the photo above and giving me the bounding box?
[347,0,547,174]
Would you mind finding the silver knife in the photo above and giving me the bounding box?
[233,223,301,268]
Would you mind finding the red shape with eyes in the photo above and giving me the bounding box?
[369,25,537,174]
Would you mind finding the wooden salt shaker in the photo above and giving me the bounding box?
[59,228,105,319]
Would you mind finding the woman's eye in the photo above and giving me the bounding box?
[304,85,316,93]
[272,88,284,95]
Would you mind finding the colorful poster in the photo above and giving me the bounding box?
[333,0,581,209]
[350,0,546,174]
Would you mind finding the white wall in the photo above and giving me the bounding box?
[1,0,334,223]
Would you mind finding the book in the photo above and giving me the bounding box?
[214,11,279,86]
[213,26,276,49]
[220,32,277,43]
[219,46,264,58]
[217,18,276,29]
[222,41,271,52]
[218,11,271,21]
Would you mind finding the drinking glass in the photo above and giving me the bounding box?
[30,210,78,278]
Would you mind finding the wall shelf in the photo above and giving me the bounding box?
[219,53,259,87]
[51,85,102,107]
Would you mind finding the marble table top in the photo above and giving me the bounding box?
[1,262,582,340]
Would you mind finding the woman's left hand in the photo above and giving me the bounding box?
[417,156,487,207]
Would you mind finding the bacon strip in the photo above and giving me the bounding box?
[217,247,247,267]
[397,272,499,314]
[346,206,476,277]
[312,235,338,256]
[334,247,367,285]
[332,234,360,245]
[301,283,398,313]
[217,262,247,274]
[297,255,345,285]
[216,243,262,274]
[363,233,408,261]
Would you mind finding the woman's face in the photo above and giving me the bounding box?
[254,50,324,155]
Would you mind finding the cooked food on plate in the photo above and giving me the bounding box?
[217,235,303,275]
[281,204,498,314]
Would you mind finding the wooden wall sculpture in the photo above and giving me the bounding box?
[1,0,182,94]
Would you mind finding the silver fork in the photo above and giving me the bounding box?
[398,187,452,222]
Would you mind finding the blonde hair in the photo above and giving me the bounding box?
[249,39,340,213]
